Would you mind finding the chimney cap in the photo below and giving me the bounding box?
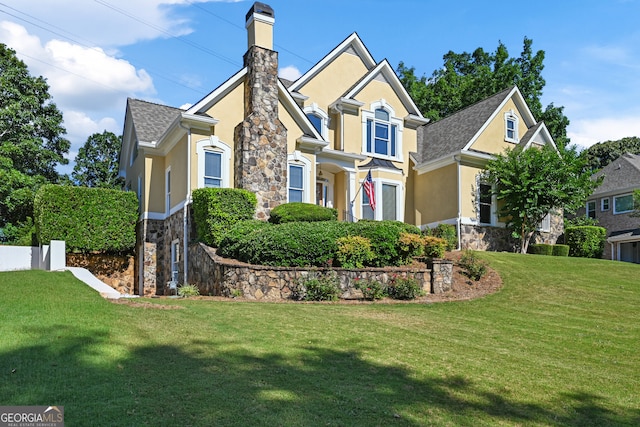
[246,2,274,22]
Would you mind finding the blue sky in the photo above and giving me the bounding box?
[1,0,639,174]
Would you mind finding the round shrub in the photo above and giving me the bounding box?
[335,235,374,268]
[292,272,340,301]
[565,226,606,258]
[387,276,423,300]
[348,220,420,267]
[355,278,386,300]
[431,223,458,251]
[423,236,446,259]
[269,202,338,224]
[397,232,425,263]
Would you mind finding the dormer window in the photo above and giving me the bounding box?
[505,111,519,143]
[363,100,402,160]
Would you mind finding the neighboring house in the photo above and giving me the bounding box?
[412,86,562,251]
[119,2,561,296]
[584,153,640,263]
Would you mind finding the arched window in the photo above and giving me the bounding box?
[287,151,311,203]
[303,103,328,138]
[362,100,402,160]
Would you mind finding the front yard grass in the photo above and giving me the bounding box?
[1,253,639,426]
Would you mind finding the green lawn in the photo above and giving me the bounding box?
[1,253,639,426]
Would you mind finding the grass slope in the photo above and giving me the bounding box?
[1,254,639,426]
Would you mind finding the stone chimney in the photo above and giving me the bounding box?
[234,2,287,220]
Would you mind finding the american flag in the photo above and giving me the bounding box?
[363,170,375,211]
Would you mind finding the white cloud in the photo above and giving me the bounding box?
[278,65,302,81]
[568,115,640,150]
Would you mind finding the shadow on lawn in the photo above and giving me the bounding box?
[1,325,638,426]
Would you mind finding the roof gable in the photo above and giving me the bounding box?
[127,98,183,144]
[342,59,424,117]
[593,153,640,195]
[287,33,376,94]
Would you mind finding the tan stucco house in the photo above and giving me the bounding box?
[119,2,562,296]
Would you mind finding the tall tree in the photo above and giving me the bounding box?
[0,44,69,229]
[484,145,599,254]
[583,136,640,172]
[72,131,124,189]
[397,37,570,148]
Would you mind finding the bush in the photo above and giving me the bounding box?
[350,220,421,267]
[458,250,487,281]
[34,185,137,253]
[0,218,37,246]
[269,202,337,224]
[552,244,570,257]
[293,272,340,301]
[431,223,458,251]
[217,220,271,260]
[355,278,386,300]
[178,284,200,297]
[229,221,345,267]
[565,226,606,258]
[397,232,425,263]
[192,188,257,247]
[387,276,424,300]
[528,243,553,256]
[423,236,446,259]
[335,235,374,268]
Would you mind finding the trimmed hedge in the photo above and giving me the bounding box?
[565,226,606,258]
[529,243,554,256]
[34,184,137,253]
[192,188,257,247]
[217,219,423,268]
[552,244,570,257]
[269,202,338,224]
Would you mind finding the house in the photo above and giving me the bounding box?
[119,2,428,295]
[412,86,562,251]
[119,2,562,296]
[585,153,640,262]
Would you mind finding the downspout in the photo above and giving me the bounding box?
[179,121,191,285]
[454,154,462,251]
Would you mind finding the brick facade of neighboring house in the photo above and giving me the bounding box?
[580,153,640,263]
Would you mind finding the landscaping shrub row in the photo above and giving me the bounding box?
[34,184,137,253]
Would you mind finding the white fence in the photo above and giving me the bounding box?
[0,240,66,272]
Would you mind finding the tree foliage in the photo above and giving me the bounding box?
[484,145,598,254]
[72,131,124,189]
[583,136,640,172]
[0,44,69,232]
[397,37,570,148]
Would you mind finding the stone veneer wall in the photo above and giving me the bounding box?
[461,213,564,252]
[234,45,287,220]
[188,243,452,300]
[137,218,164,297]
[67,253,134,294]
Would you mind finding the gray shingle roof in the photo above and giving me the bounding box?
[127,98,183,143]
[416,86,514,164]
[592,152,640,195]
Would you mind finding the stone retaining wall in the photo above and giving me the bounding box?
[67,253,134,295]
[188,243,452,301]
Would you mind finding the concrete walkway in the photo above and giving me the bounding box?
[66,267,125,300]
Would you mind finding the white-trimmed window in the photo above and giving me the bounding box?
[505,111,519,143]
[165,167,171,214]
[586,200,596,219]
[170,239,180,283]
[614,194,634,214]
[360,175,403,221]
[197,137,231,189]
[601,198,610,212]
[304,103,329,138]
[538,213,551,232]
[287,152,311,203]
[478,183,493,225]
[362,100,403,160]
